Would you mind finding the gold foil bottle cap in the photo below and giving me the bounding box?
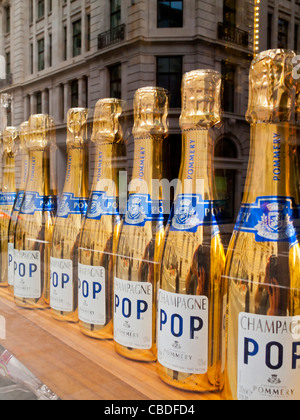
[28,114,56,149]
[67,108,88,147]
[246,49,300,124]
[3,126,18,155]
[180,70,222,130]
[133,87,169,137]
[92,98,124,143]
[19,121,29,151]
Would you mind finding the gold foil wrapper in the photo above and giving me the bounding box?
[28,114,56,149]
[3,127,18,156]
[19,121,29,151]
[246,49,300,124]
[133,87,169,137]
[92,98,124,144]
[67,108,88,147]
[180,70,222,130]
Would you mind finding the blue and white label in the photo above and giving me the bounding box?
[20,192,57,215]
[78,263,106,326]
[14,190,25,212]
[14,250,41,299]
[0,192,16,207]
[86,191,119,220]
[114,277,153,350]
[8,243,14,287]
[238,313,300,400]
[235,196,300,245]
[50,257,73,312]
[57,193,88,218]
[170,194,219,233]
[124,194,163,227]
[157,289,208,374]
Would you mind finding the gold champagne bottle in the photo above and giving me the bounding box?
[224,49,300,400]
[0,127,18,287]
[157,70,225,392]
[8,122,30,294]
[114,87,169,362]
[14,114,57,309]
[50,108,89,322]
[78,99,125,339]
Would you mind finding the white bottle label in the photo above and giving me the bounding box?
[78,263,106,326]
[114,277,153,350]
[238,312,300,400]
[8,243,14,287]
[157,289,209,374]
[50,257,73,312]
[14,250,41,299]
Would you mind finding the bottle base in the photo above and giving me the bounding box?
[157,364,220,393]
[14,297,49,310]
[79,321,113,340]
[115,343,157,363]
[51,309,78,324]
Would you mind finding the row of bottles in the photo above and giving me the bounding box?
[0,49,299,400]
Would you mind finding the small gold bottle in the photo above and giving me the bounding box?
[224,50,300,401]
[50,108,89,323]
[7,121,30,294]
[0,127,18,287]
[14,114,57,309]
[114,87,169,362]
[157,70,226,392]
[78,99,125,339]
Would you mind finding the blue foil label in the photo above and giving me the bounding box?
[0,192,17,206]
[86,191,119,221]
[124,194,163,227]
[235,196,300,244]
[14,191,25,212]
[57,193,88,218]
[20,192,57,215]
[170,194,219,234]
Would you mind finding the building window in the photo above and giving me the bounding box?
[223,0,236,26]
[71,80,79,108]
[37,0,45,19]
[30,43,34,74]
[5,52,10,76]
[278,19,289,49]
[73,19,82,57]
[48,0,52,14]
[214,137,239,223]
[86,14,91,51]
[4,6,10,33]
[36,91,42,114]
[157,56,182,108]
[111,0,121,29]
[157,0,183,28]
[222,61,236,114]
[267,13,273,50]
[63,26,67,60]
[49,33,52,67]
[109,64,122,99]
[38,38,45,71]
[30,0,33,24]
[295,24,299,52]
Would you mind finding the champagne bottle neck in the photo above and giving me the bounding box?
[19,151,29,192]
[27,149,52,196]
[64,146,89,198]
[92,141,122,197]
[243,123,300,204]
[130,135,164,198]
[2,153,16,193]
[178,129,213,200]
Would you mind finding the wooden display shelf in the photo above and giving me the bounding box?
[0,289,221,401]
